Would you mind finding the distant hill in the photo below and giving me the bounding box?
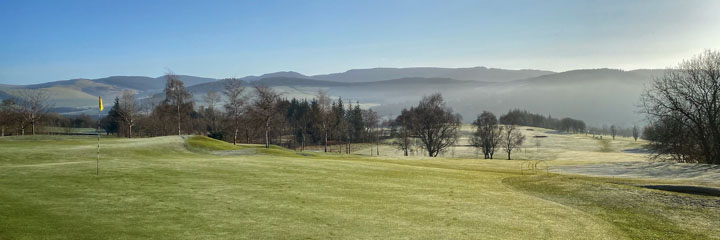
[0,67,667,126]
[254,77,345,87]
[239,71,310,82]
[93,76,159,90]
[186,77,476,96]
[311,66,554,83]
[511,68,656,85]
[23,75,217,92]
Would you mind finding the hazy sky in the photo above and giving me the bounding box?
[1,0,719,84]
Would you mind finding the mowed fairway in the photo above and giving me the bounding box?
[0,135,718,239]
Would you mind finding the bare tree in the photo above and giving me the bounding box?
[117,90,138,138]
[393,109,413,156]
[250,86,281,148]
[401,93,461,157]
[223,78,246,145]
[362,108,379,156]
[203,90,222,133]
[203,91,221,110]
[641,50,720,164]
[502,125,525,160]
[632,125,639,142]
[316,89,333,152]
[163,72,193,135]
[610,125,617,140]
[18,90,52,135]
[470,111,503,159]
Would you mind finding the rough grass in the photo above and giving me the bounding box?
[504,175,720,239]
[0,135,717,239]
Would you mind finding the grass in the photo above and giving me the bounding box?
[504,175,720,239]
[0,134,717,239]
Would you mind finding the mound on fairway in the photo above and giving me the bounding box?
[0,135,717,239]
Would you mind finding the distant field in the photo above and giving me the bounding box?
[0,131,718,239]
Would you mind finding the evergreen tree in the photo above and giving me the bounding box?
[349,101,365,141]
[100,97,121,135]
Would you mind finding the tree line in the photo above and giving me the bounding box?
[94,74,385,153]
[0,90,55,136]
[498,109,586,133]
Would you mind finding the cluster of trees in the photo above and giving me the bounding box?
[587,125,640,141]
[389,94,526,159]
[0,100,95,136]
[0,91,54,136]
[470,111,525,160]
[641,50,720,164]
[273,92,382,152]
[498,109,586,133]
[98,74,383,152]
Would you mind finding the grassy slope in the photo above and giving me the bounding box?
[0,135,717,239]
[504,175,720,240]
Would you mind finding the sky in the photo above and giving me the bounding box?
[1,0,719,85]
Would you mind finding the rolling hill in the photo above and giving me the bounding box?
[311,66,554,82]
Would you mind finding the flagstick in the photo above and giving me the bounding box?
[97,96,102,176]
[97,111,100,176]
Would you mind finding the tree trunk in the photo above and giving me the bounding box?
[264,120,270,148]
[347,139,351,154]
[376,132,380,156]
[233,126,238,145]
[177,103,181,136]
[324,131,328,152]
[507,152,511,160]
[128,124,132,138]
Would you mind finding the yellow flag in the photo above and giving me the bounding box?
[99,96,104,111]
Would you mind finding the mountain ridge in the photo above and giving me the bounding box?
[0,67,667,127]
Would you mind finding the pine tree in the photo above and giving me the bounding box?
[100,97,121,135]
